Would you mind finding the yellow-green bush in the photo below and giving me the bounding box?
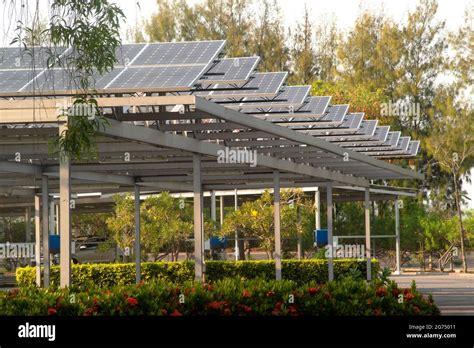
[17,259,379,288]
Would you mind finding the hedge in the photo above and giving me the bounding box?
[0,276,439,316]
[16,259,379,288]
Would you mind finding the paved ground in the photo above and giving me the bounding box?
[391,273,474,315]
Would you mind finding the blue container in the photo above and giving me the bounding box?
[314,229,328,247]
[49,235,60,254]
[210,236,227,249]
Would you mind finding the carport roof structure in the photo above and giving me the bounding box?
[0,40,422,287]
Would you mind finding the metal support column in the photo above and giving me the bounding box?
[219,195,224,226]
[394,197,401,275]
[42,176,50,288]
[327,183,334,281]
[211,190,216,221]
[315,188,321,230]
[59,141,71,288]
[193,154,204,281]
[234,189,239,261]
[25,206,31,243]
[34,194,41,287]
[365,188,372,281]
[134,184,141,284]
[274,170,282,280]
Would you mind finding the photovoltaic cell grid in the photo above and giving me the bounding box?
[203,72,288,99]
[131,41,225,66]
[107,66,206,90]
[227,86,311,111]
[0,41,226,94]
[200,57,260,84]
[21,68,124,93]
[0,46,68,70]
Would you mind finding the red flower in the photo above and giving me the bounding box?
[404,293,415,301]
[242,290,251,298]
[373,308,382,316]
[308,287,319,296]
[239,304,252,313]
[93,297,99,306]
[271,310,280,316]
[223,308,231,315]
[170,309,183,317]
[376,287,388,297]
[324,292,332,300]
[391,288,400,297]
[47,307,57,316]
[84,307,95,316]
[161,308,168,316]
[367,299,373,305]
[288,305,298,316]
[208,301,222,310]
[274,301,284,311]
[127,297,139,306]
[266,291,275,297]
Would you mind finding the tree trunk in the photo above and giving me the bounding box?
[453,174,468,273]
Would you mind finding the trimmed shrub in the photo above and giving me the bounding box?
[16,259,379,288]
[0,277,439,316]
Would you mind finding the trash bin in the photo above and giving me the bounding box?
[49,235,60,254]
[314,229,328,247]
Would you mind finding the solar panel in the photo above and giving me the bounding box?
[0,46,68,70]
[318,104,349,124]
[19,68,125,93]
[115,44,147,66]
[0,70,36,92]
[249,96,331,122]
[131,41,225,66]
[224,86,311,110]
[407,140,420,155]
[385,131,401,147]
[396,137,411,152]
[106,66,204,90]
[200,57,260,85]
[198,72,287,99]
[324,120,378,142]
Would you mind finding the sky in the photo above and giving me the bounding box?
[0,0,473,208]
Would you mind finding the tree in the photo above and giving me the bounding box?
[289,5,316,84]
[106,194,136,262]
[313,15,339,82]
[141,193,193,261]
[426,93,474,272]
[220,190,313,259]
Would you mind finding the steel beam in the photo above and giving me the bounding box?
[34,194,41,287]
[327,182,334,281]
[193,154,204,281]
[134,185,141,284]
[365,188,372,281]
[42,176,50,287]
[274,170,282,280]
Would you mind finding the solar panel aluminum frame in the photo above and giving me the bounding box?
[199,72,288,99]
[222,86,311,111]
[199,56,260,85]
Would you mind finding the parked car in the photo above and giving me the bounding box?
[72,236,122,264]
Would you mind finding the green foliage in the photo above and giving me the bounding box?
[219,189,313,257]
[0,276,439,316]
[16,259,379,288]
[141,193,193,261]
[45,0,123,159]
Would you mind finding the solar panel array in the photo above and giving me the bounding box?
[0,39,419,158]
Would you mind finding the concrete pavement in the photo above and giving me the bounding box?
[392,273,474,315]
